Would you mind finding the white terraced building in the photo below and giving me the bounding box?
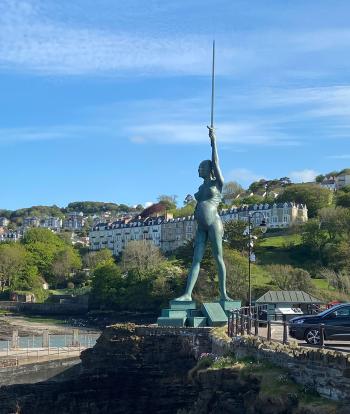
[89,202,307,255]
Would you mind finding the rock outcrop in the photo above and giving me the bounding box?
[0,324,347,414]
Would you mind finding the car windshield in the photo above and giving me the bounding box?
[317,305,350,317]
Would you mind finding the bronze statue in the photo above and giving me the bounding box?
[175,126,231,302]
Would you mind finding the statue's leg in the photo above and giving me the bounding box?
[208,222,232,301]
[175,228,208,301]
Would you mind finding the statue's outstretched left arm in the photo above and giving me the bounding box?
[208,127,224,189]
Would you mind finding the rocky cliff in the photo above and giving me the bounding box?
[0,324,346,414]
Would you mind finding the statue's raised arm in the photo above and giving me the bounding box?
[208,127,224,190]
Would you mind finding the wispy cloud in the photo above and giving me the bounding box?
[327,154,350,159]
[226,168,263,186]
[0,1,230,76]
[3,1,350,79]
[289,169,318,183]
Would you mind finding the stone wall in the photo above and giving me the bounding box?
[0,301,88,315]
[216,335,350,401]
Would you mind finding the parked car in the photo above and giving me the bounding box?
[289,303,350,345]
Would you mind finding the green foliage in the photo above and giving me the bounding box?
[65,201,120,214]
[90,257,184,311]
[84,248,114,270]
[90,261,124,309]
[170,203,195,218]
[224,219,263,252]
[266,264,313,291]
[21,228,82,288]
[157,194,177,210]
[277,184,333,217]
[336,186,350,208]
[222,181,244,203]
[50,247,82,287]
[10,205,64,223]
[0,243,41,291]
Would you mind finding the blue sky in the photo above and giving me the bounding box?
[1,0,350,210]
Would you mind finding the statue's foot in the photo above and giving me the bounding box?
[220,294,234,302]
[174,293,193,302]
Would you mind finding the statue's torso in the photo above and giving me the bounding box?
[194,181,222,228]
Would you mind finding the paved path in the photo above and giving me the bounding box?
[255,324,350,352]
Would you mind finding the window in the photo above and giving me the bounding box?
[327,307,350,318]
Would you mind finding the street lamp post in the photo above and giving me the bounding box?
[245,211,267,314]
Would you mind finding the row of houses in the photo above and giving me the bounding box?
[319,172,350,191]
[0,212,87,233]
[90,202,308,255]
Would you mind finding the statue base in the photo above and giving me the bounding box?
[169,300,197,310]
[219,300,242,316]
[156,299,241,327]
[201,302,227,327]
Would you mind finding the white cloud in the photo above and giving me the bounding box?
[226,168,263,186]
[129,136,146,144]
[144,201,154,208]
[0,1,234,76]
[327,154,350,159]
[289,169,318,183]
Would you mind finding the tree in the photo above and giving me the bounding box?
[184,194,194,205]
[318,207,350,242]
[319,268,350,294]
[51,247,82,287]
[121,240,164,276]
[224,220,248,252]
[266,265,313,291]
[301,218,329,263]
[222,181,243,203]
[157,195,177,210]
[171,204,196,218]
[238,195,265,206]
[315,174,325,183]
[224,220,263,252]
[0,244,40,291]
[84,249,114,270]
[224,248,250,302]
[336,186,350,208]
[277,184,333,217]
[0,244,27,290]
[90,261,124,309]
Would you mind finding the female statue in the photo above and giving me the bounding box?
[176,127,231,302]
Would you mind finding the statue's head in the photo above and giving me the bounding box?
[198,160,214,179]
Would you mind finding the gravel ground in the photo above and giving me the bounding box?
[0,315,101,339]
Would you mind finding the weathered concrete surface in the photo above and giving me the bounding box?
[0,357,81,386]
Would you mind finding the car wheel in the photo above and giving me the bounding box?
[305,328,321,345]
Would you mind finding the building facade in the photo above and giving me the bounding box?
[0,217,9,227]
[89,202,308,255]
[40,217,63,230]
[63,212,86,230]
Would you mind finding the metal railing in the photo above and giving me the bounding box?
[227,307,350,349]
[0,331,100,366]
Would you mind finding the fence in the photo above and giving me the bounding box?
[228,306,350,349]
[0,330,100,366]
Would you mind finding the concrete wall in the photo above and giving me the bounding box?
[0,357,81,386]
[0,301,88,315]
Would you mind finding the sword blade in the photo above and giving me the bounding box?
[210,40,215,128]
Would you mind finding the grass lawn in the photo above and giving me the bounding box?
[260,234,302,248]
[19,315,68,325]
[312,279,330,290]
